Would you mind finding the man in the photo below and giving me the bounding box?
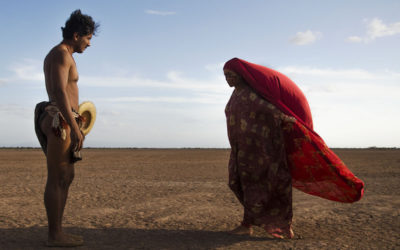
[34,9,98,247]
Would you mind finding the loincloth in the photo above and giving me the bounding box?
[34,101,84,162]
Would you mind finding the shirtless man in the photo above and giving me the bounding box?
[34,10,98,247]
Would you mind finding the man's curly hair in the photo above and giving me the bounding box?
[62,9,99,39]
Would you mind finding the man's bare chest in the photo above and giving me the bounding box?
[69,63,79,82]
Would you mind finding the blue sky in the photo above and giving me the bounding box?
[0,0,399,148]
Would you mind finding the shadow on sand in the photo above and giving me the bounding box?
[0,226,279,249]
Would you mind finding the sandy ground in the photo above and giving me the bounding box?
[0,148,399,249]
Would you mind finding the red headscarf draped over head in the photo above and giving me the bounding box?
[224,57,313,130]
[224,57,364,203]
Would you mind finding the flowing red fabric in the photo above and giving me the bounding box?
[224,58,364,203]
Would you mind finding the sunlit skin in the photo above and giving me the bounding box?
[41,32,93,245]
[74,33,92,54]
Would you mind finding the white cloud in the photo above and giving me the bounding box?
[346,36,363,43]
[290,30,322,45]
[275,65,400,148]
[98,94,226,105]
[80,70,228,94]
[79,70,231,106]
[278,66,377,80]
[0,104,32,118]
[3,62,400,148]
[145,9,176,16]
[367,18,400,39]
[347,18,400,43]
[9,58,43,82]
[79,65,400,148]
[277,66,400,95]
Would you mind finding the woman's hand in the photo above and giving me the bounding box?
[280,113,296,123]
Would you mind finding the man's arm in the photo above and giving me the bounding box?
[49,50,83,151]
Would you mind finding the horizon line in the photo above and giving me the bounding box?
[1,146,398,150]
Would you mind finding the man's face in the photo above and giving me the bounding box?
[74,33,93,53]
[224,69,242,87]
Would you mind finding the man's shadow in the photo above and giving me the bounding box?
[0,226,278,249]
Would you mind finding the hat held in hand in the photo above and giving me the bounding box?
[78,101,97,135]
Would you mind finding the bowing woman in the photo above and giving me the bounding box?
[223,58,364,239]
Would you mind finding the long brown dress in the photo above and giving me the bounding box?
[225,85,293,237]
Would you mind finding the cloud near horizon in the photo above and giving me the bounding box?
[278,66,400,96]
[2,58,229,102]
[10,59,43,82]
[80,70,227,93]
[289,30,322,45]
[278,66,378,80]
[0,104,32,118]
[347,18,400,43]
[1,60,400,147]
[1,59,44,85]
[279,66,400,80]
[97,95,226,104]
[80,70,230,105]
[5,57,400,104]
[145,9,176,16]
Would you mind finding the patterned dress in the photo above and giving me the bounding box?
[223,58,364,204]
[225,85,293,237]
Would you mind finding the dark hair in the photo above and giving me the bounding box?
[61,9,99,39]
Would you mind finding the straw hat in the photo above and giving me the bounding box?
[78,101,97,135]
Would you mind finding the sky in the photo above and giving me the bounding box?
[0,0,399,148]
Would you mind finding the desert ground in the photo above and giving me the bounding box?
[0,148,399,249]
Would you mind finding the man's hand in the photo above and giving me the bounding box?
[70,128,84,151]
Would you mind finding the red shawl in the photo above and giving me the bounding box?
[224,58,364,203]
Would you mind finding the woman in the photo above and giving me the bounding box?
[223,58,364,239]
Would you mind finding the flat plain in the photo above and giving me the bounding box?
[0,148,399,249]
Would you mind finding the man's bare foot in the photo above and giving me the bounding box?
[228,225,254,236]
[46,232,84,247]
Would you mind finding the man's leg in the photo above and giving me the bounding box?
[41,116,83,246]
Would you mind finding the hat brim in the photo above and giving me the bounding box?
[78,101,97,136]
